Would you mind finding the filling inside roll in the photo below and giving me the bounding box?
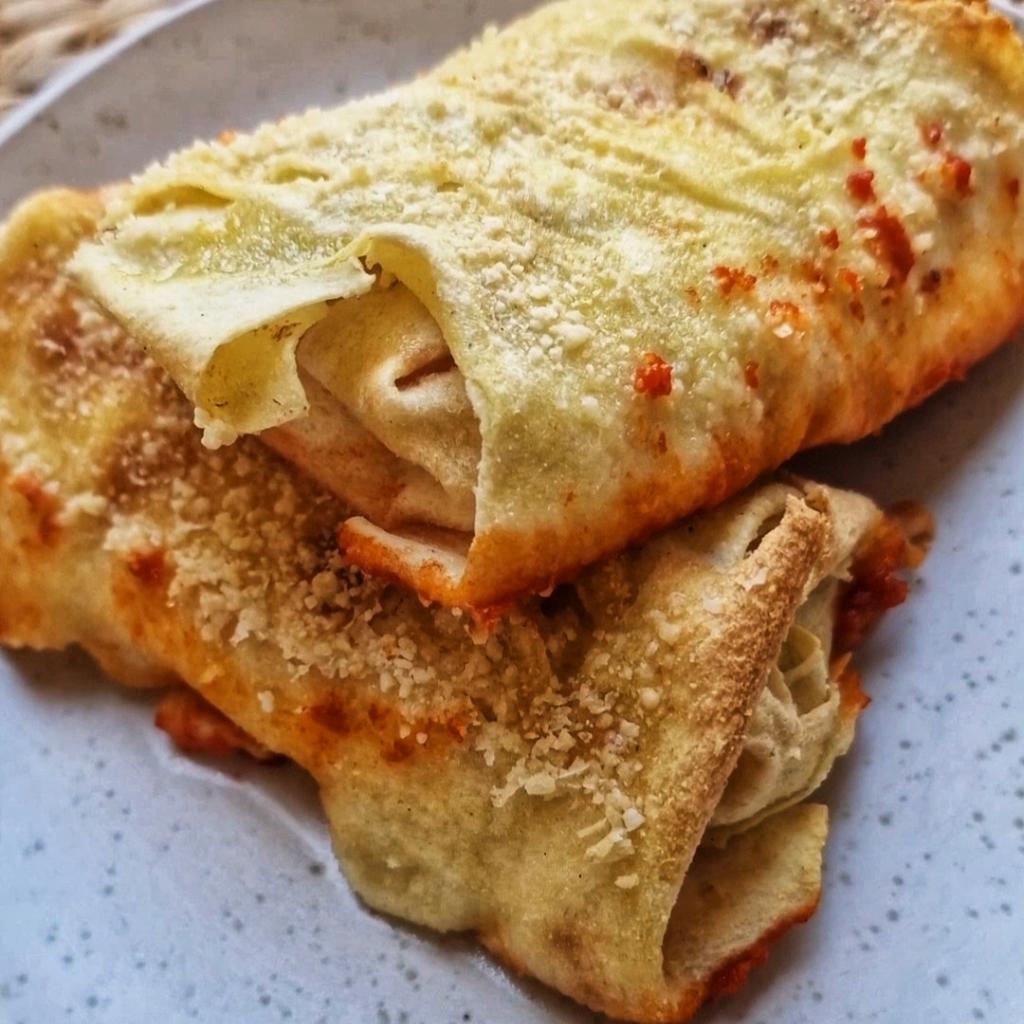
[262,281,480,534]
[710,575,856,833]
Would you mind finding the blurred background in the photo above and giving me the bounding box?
[1,0,179,113]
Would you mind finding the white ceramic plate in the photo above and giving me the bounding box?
[2,3,1024,1022]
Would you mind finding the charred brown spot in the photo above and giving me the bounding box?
[921,121,944,148]
[707,898,820,1002]
[676,50,711,81]
[11,474,61,546]
[920,268,942,294]
[32,308,82,364]
[100,412,194,507]
[858,206,915,286]
[768,300,807,330]
[366,703,388,726]
[837,267,863,295]
[633,352,674,398]
[712,265,757,296]
[384,737,417,763]
[849,300,866,323]
[1008,178,1020,202]
[271,320,298,343]
[447,717,470,742]
[309,699,353,735]
[743,360,760,389]
[798,262,829,297]
[127,548,167,587]
[846,169,876,204]
[550,926,583,955]
[306,692,470,765]
[833,513,924,654]
[656,430,668,454]
[836,570,907,654]
[713,68,744,99]
[940,153,973,197]
[749,8,790,43]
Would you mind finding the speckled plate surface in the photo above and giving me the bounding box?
[2,3,1024,1023]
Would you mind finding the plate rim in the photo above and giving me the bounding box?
[0,0,219,153]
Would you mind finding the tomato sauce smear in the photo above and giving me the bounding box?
[834,503,934,654]
[858,206,915,285]
[634,352,674,397]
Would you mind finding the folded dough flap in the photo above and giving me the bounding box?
[14,191,900,1021]
[71,194,490,594]
[266,280,481,534]
[70,0,1024,611]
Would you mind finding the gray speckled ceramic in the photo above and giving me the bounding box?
[2,3,1023,1022]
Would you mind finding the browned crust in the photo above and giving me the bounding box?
[102,558,471,777]
[344,256,1021,613]
[698,894,821,1009]
[154,688,276,760]
[478,816,825,1024]
[8,472,62,547]
[835,511,918,654]
[481,896,822,1024]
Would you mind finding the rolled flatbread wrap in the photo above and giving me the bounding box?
[70,0,1022,609]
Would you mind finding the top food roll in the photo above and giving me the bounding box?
[72,0,1024,611]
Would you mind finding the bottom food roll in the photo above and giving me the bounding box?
[0,189,924,1022]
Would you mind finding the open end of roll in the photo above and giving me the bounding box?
[254,275,489,604]
[263,279,480,531]
[657,500,913,1008]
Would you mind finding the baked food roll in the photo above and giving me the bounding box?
[69,0,1021,610]
[0,190,920,1022]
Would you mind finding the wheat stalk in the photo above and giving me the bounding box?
[0,0,173,112]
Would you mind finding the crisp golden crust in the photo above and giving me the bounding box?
[70,0,1024,611]
[2,190,903,1021]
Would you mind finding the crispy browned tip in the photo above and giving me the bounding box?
[701,893,821,1008]
[886,499,935,569]
[833,508,920,655]
[155,689,277,761]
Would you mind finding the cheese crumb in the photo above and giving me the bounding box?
[638,687,661,710]
[524,772,557,796]
[622,807,646,832]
